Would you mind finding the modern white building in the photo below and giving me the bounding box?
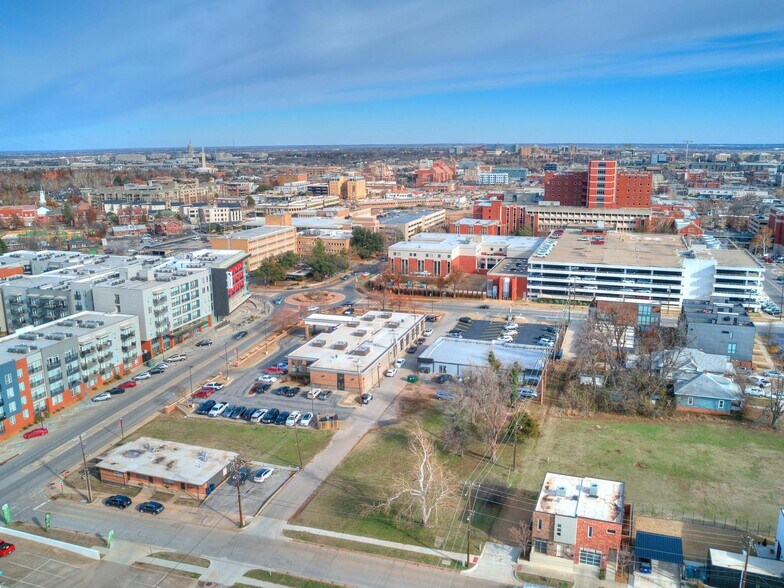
[478,172,510,185]
[526,232,764,310]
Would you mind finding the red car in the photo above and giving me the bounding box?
[0,540,14,557]
[265,367,286,375]
[193,388,215,398]
[23,427,48,439]
[119,381,137,389]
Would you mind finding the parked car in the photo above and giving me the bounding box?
[749,375,771,387]
[251,382,270,394]
[283,387,297,398]
[196,339,213,347]
[168,353,187,362]
[385,368,397,377]
[425,315,438,322]
[436,390,456,401]
[196,399,216,415]
[318,390,333,400]
[138,501,165,515]
[447,330,463,338]
[273,386,290,396]
[23,427,49,439]
[272,296,283,304]
[149,367,166,375]
[92,392,112,402]
[434,374,452,384]
[638,558,652,574]
[108,387,125,395]
[286,411,301,426]
[479,304,490,309]
[406,345,418,354]
[222,405,236,418]
[763,370,784,378]
[253,467,275,483]
[208,402,228,417]
[423,328,433,336]
[360,393,373,404]
[261,408,280,423]
[265,366,287,375]
[230,405,246,419]
[0,540,15,557]
[307,388,322,399]
[251,408,268,423]
[105,495,132,509]
[342,308,355,315]
[275,411,290,425]
[193,388,215,398]
[458,317,473,324]
[257,374,278,384]
[395,358,406,367]
[203,382,225,390]
[230,466,252,486]
[744,386,767,397]
[234,330,249,340]
[518,387,539,399]
[133,372,151,381]
[155,362,170,370]
[300,412,314,427]
[119,381,137,389]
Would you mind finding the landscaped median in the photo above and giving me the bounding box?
[241,569,347,588]
[125,411,333,468]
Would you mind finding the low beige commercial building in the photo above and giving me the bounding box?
[210,226,297,271]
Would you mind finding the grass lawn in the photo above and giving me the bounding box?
[244,569,344,587]
[510,415,784,529]
[148,551,210,568]
[127,412,333,468]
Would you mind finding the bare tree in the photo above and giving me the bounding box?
[375,424,457,527]
[765,377,784,429]
[751,227,774,256]
[509,519,532,557]
[460,368,512,462]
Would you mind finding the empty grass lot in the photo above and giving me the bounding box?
[511,416,784,529]
[128,412,333,468]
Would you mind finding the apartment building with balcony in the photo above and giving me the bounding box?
[0,311,142,440]
[92,267,212,358]
[526,232,763,310]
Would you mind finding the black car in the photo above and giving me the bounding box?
[406,345,418,353]
[234,330,248,340]
[479,304,490,309]
[138,501,165,515]
[105,495,132,509]
[545,326,557,334]
[222,405,236,418]
[108,387,125,395]
[231,405,246,419]
[425,315,437,322]
[149,367,165,375]
[261,408,279,424]
[318,390,333,400]
[342,308,355,315]
[241,407,256,420]
[275,411,290,425]
[447,330,463,338]
[274,386,290,396]
[230,466,252,486]
[416,337,426,345]
[285,387,300,398]
[458,317,473,324]
[196,399,216,415]
[251,382,270,394]
[196,339,213,347]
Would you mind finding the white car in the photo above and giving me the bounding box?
[300,412,314,427]
[498,336,514,343]
[307,388,322,399]
[251,409,268,423]
[168,353,187,362]
[307,305,320,311]
[503,323,519,331]
[203,382,225,391]
[395,358,406,367]
[155,362,169,370]
[253,467,275,483]
[257,375,278,383]
[423,328,433,336]
[133,372,151,381]
[92,392,112,402]
[385,368,397,377]
[744,386,768,397]
[285,411,301,426]
[749,375,771,388]
[208,402,228,417]
[763,370,784,379]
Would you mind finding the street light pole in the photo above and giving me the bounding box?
[188,365,194,394]
[224,341,230,377]
[294,426,303,469]
[79,435,93,503]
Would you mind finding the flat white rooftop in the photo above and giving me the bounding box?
[96,437,237,487]
[418,337,548,372]
[535,472,625,524]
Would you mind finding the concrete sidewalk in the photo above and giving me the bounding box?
[286,524,464,561]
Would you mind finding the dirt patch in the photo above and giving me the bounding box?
[11,521,102,548]
[150,491,175,502]
[635,462,649,469]
[290,291,342,305]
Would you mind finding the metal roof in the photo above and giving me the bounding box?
[635,532,684,564]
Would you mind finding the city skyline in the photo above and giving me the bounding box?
[2,0,784,150]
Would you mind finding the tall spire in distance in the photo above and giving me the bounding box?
[201,147,206,168]
[39,188,46,205]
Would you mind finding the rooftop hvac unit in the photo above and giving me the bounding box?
[310,339,326,347]
[45,333,66,341]
[385,321,400,329]
[332,341,348,350]
[378,312,392,319]
[18,333,39,341]
[347,321,360,327]
[555,486,567,498]
[362,315,375,321]
[352,346,371,356]
[352,329,367,337]
[589,483,599,498]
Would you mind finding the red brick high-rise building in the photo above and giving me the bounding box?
[544,160,651,209]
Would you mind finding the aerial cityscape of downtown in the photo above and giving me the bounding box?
[1,2,784,587]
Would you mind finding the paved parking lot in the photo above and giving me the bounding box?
[203,461,293,518]
[449,319,555,345]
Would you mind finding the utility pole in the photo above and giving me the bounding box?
[740,536,752,588]
[294,426,303,469]
[79,435,93,503]
[465,483,474,568]
[234,458,244,528]
[224,341,230,377]
[188,365,194,394]
[512,419,518,471]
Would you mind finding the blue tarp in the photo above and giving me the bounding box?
[636,531,684,565]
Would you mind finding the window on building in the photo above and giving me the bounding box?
[687,397,694,406]
[534,540,548,554]
[555,523,562,538]
[3,374,11,385]
[587,526,593,538]
[537,519,542,531]
[718,400,725,409]
[728,343,737,356]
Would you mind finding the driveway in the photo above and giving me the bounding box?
[203,462,293,519]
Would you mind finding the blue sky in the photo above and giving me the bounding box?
[2,0,784,150]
